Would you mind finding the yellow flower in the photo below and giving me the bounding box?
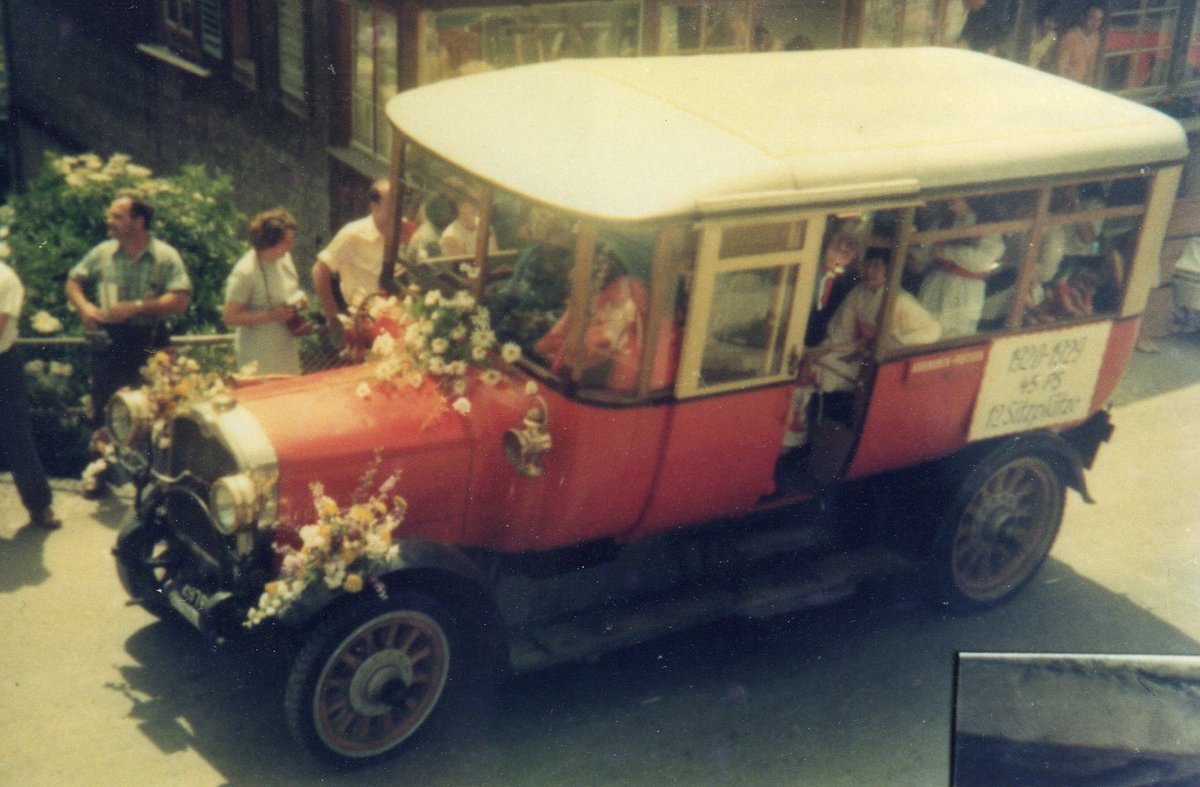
[339,547,362,565]
[265,581,280,597]
[372,499,388,515]
[154,351,171,365]
[350,503,375,526]
[343,574,364,593]
[318,496,339,518]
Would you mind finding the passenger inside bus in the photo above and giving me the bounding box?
[805,223,863,347]
[908,198,1005,338]
[783,253,939,450]
[488,206,574,350]
[534,237,663,393]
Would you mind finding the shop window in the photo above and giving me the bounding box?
[351,5,399,159]
[1100,0,1180,94]
[1183,4,1200,88]
[658,0,752,53]
[859,0,942,47]
[418,2,640,83]
[279,0,308,107]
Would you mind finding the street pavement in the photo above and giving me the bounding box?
[3,335,1200,786]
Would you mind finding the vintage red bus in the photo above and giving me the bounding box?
[109,48,1187,764]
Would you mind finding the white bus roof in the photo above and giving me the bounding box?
[387,48,1188,222]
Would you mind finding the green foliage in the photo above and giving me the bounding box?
[22,348,91,477]
[4,152,245,476]
[8,152,245,336]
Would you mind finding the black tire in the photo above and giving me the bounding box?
[284,591,461,766]
[113,512,180,620]
[932,451,1065,611]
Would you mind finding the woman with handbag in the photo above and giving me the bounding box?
[224,209,310,376]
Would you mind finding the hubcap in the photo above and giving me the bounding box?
[313,609,450,757]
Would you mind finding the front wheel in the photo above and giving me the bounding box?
[113,512,182,620]
[932,452,1065,610]
[284,591,458,765]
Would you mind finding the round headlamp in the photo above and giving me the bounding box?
[106,388,154,448]
[210,474,260,535]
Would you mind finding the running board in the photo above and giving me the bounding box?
[508,545,916,673]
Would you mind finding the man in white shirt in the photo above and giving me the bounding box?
[313,179,391,334]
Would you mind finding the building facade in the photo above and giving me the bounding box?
[5,0,1200,271]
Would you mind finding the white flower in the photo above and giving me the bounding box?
[524,381,539,396]
[355,382,372,399]
[424,290,441,307]
[431,337,449,355]
[450,325,467,341]
[323,562,347,590]
[471,328,496,349]
[49,361,73,377]
[31,310,63,336]
[126,164,152,179]
[372,332,396,356]
[452,397,471,415]
[407,372,424,388]
[24,359,45,376]
[448,361,467,376]
[471,346,487,362]
[460,263,481,280]
[452,378,467,395]
[481,369,502,387]
[501,342,522,363]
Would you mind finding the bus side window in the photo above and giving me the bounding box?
[1024,176,1146,327]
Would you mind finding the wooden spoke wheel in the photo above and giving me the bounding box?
[286,593,455,764]
[935,453,1064,609]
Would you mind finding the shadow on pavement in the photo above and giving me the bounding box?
[0,524,50,592]
[109,558,1200,786]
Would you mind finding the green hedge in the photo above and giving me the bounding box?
[6,152,244,476]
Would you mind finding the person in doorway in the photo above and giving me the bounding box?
[805,229,863,347]
[66,192,191,498]
[223,209,308,376]
[0,262,61,529]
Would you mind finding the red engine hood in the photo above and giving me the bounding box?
[233,364,492,543]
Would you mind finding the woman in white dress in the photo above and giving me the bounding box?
[223,209,307,375]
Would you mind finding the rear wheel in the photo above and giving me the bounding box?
[933,452,1065,610]
[284,591,459,765]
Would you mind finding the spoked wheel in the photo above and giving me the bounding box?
[933,453,1065,610]
[285,592,456,765]
[113,514,184,619]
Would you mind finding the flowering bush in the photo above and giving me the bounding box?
[9,152,244,336]
[356,287,525,416]
[245,472,407,627]
[2,152,244,475]
[21,349,92,476]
